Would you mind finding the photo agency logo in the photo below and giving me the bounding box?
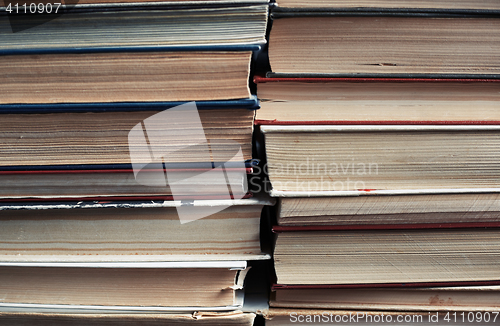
[128,102,248,224]
[3,0,79,33]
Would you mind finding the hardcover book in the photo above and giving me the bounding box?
[265,308,487,326]
[273,228,500,286]
[0,311,256,326]
[260,125,500,197]
[0,3,268,51]
[0,197,274,262]
[272,0,500,11]
[270,285,500,312]
[255,77,500,125]
[274,194,500,229]
[0,51,254,104]
[267,15,500,78]
[0,261,250,311]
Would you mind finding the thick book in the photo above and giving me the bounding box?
[254,77,500,125]
[0,51,254,104]
[265,308,493,326]
[0,107,254,167]
[272,0,500,11]
[0,3,268,51]
[274,194,500,229]
[0,197,274,262]
[260,125,500,197]
[0,311,256,326]
[273,228,500,286]
[0,167,252,200]
[270,285,500,312]
[0,261,249,311]
[267,15,500,78]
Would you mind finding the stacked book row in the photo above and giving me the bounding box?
[255,0,500,322]
[2,0,500,324]
[1,1,272,325]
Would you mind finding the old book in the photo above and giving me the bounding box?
[0,168,251,200]
[1,4,268,51]
[0,311,256,326]
[265,308,484,326]
[0,261,249,310]
[0,109,253,166]
[0,197,273,262]
[275,194,500,228]
[268,16,500,78]
[273,0,500,10]
[255,77,500,125]
[0,51,253,104]
[260,125,500,196]
[271,286,500,312]
[273,228,500,285]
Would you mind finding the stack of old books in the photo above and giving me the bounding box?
[254,0,500,322]
[0,0,272,324]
